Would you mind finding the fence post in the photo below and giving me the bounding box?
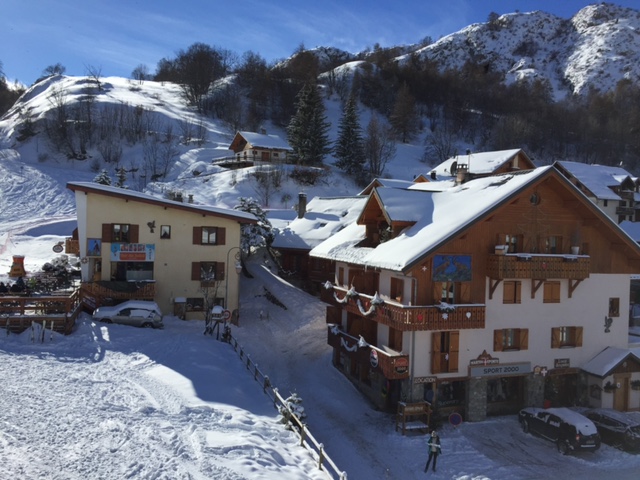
[273,387,279,409]
[254,364,259,380]
[300,425,306,446]
[263,375,270,393]
[246,354,251,370]
[317,443,324,470]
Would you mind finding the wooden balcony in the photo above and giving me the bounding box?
[321,287,485,332]
[65,238,80,255]
[80,281,156,310]
[487,253,590,280]
[327,326,409,380]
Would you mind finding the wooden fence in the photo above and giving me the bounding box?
[0,290,82,334]
[226,333,347,479]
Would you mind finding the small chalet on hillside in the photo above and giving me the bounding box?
[225,131,293,168]
[310,162,640,421]
[67,182,257,321]
[428,148,536,183]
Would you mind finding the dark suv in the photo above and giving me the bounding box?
[519,407,601,454]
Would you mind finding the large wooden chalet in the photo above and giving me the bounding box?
[310,161,640,421]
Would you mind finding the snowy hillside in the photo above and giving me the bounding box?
[399,3,640,100]
[0,74,428,238]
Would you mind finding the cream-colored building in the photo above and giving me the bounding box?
[67,182,256,320]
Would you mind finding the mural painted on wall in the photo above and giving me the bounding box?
[432,255,472,282]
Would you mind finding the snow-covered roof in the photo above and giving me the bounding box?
[233,131,293,151]
[374,188,433,223]
[270,196,367,251]
[311,167,555,272]
[556,161,636,201]
[581,346,640,378]
[67,182,258,223]
[619,220,640,242]
[429,149,523,178]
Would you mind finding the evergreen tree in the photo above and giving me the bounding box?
[390,83,419,143]
[287,83,331,166]
[234,197,274,255]
[115,166,128,188]
[334,95,366,177]
[93,169,111,185]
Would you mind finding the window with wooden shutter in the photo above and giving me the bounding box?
[551,326,582,348]
[193,226,226,245]
[431,331,459,373]
[494,328,529,351]
[543,281,561,303]
[503,281,521,304]
[191,262,225,283]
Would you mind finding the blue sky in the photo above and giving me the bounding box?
[3,1,640,85]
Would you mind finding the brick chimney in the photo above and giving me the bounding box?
[297,193,307,219]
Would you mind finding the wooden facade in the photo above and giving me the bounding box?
[316,165,640,416]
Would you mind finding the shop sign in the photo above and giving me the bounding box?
[413,376,437,384]
[394,357,408,374]
[470,362,531,377]
[110,243,155,261]
[554,358,570,369]
[370,349,379,368]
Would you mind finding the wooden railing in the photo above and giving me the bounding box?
[321,287,485,331]
[65,238,80,255]
[487,254,590,280]
[226,332,347,479]
[327,326,410,380]
[0,290,82,334]
[80,281,156,310]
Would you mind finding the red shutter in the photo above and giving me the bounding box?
[431,332,441,374]
[193,227,202,245]
[217,227,226,245]
[102,224,112,242]
[449,331,459,372]
[216,262,225,280]
[191,262,200,281]
[129,224,139,243]
[494,330,503,352]
[551,328,560,348]
[520,329,529,350]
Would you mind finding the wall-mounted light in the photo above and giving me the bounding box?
[147,220,156,233]
[604,316,613,333]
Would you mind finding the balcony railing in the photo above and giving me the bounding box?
[487,253,590,280]
[321,286,485,332]
[327,326,410,380]
[616,206,635,216]
[80,281,156,310]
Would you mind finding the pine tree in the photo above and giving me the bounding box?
[390,83,419,143]
[234,197,274,255]
[334,95,366,177]
[93,169,111,185]
[115,166,128,188]
[287,83,331,166]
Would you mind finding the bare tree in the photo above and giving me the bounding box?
[85,64,103,91]
[364,114,396,178]
[42,63,66,77]
[131,64,149,84]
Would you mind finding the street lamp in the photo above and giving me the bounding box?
[225,246,242,322]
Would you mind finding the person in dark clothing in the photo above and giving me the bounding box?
[424,430,442,473]
[0,282,7,293]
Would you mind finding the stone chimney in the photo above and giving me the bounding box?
[297,193,307,219]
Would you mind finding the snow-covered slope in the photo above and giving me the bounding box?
[398,3,640,100]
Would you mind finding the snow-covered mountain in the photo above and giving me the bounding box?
[394,3,640,100]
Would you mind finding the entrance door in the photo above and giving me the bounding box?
[613,375,630,411]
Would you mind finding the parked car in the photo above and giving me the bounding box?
[583,408,640,453]
[92,300,164,329]
[518,407,601,454]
